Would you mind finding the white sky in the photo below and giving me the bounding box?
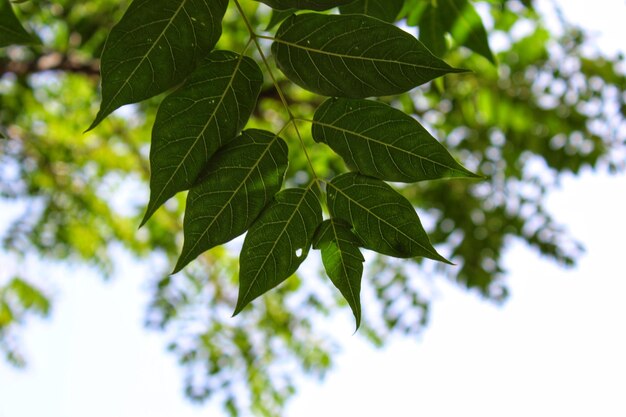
[1,1,625,416]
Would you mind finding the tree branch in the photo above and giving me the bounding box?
[0,52,100,78]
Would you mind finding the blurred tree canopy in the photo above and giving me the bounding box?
[1,0,625,415]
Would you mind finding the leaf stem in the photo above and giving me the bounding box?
[232,0,323,194]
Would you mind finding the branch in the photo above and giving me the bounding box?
[0,52,100,78]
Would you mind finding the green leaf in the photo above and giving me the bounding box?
[312,98,478,182]
[88,0,228,130]
[0,0,39,47]
[7,278,50,316]
[174,129,288,273]
[328,173,449,262]
[272,13,466,98]
[313,219,364,329]
[438,0,495,63]
[265,8,296,31]
[235,187,323,315]
[256,0,353,11]
[418,4,447,57]
[141,50,263,225]
[339,0,404,23]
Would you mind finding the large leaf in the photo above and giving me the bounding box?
[418,4,447,57]
[235,187,323,315]
[438,0,495,63]
[141,50,263,225]
[313,219,364,328]
[328,173,449,262]
[88,0,228,130]
[0,0,39,47]
[272,13,465,98]
[173,130,288,273]
[256,0,353,11]
[312,98,478,182]
[339,0,404,23]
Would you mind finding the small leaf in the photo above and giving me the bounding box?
[256,0,353,11]
[339,0,404,23]
[418,4,447,57]
[312,98,478,182]
[174,130,288,273]
[235,187,323,315]
[141,50,263,225]
[272,13,466,98]
[88,0,228,130]
[438,0,495,63]
[328,172,450,263]
[313,219,364,329]
[0,0,39,47]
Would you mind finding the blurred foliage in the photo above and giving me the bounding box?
[0,0,625,415]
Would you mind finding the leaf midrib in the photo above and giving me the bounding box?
[149,52,247,213]
[240,187,314,306]
[313,119,467,174]
[328,181,439,258]
[101,0,189,118]
[272,38,452,72]
[329,221,359,317]
[181,135,280,264]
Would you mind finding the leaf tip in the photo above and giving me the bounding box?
[232,302,246,317]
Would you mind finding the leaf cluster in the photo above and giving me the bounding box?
[64,0,483,328]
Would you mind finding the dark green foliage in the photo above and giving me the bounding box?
[175,129,288,273]
[0,0,38,46]
[256,0,353,11]
[142,50,263,225]
[272,13,466,98]
[339,0,404,23]
[328,173,448,262]
[88,0,228,130]
[312,98,478,182]
[313,219,364,328]
[83,0,472,321]
[414,0,494,62]
[235,187,323,315]
[2,1,625,416]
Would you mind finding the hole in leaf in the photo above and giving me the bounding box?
[295,248,303,257]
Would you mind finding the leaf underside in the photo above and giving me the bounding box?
[272,13,466,98]
[313,98,478,182]
[313,219,364,329]
[328,172,450,263]
[142,50,263,225]
[89,0,228,130]
[75,0,480,322]
[256,0,353,11]
[0,0,39,47]
[235,187,323,315]
[174,129,288,273]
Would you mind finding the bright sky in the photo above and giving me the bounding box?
[1,2,625,417]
